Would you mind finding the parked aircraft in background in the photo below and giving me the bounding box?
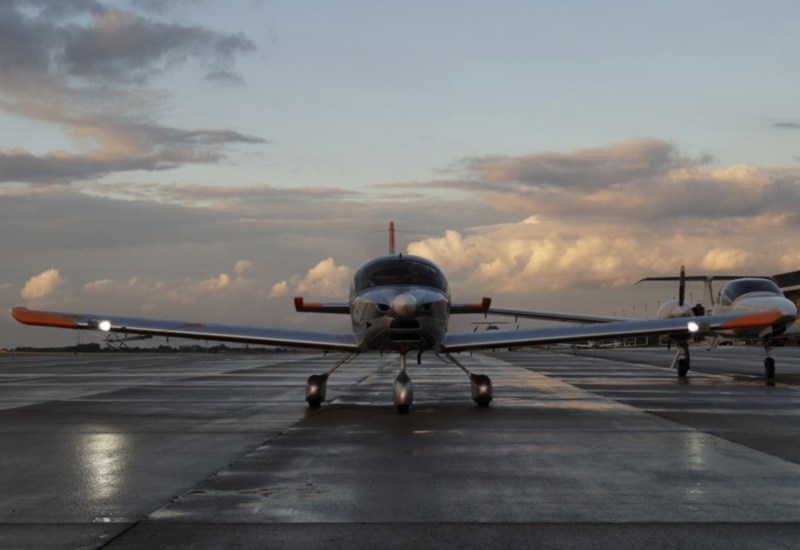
[490,266,798,379]
[10,224,793,412]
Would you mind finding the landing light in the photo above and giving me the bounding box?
[687,321,700,333]
[98,320,112,332]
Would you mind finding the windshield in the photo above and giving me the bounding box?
[719,279,782,306]
[354,260,448,294]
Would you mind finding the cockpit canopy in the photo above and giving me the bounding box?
[352,256,449,295]
[719,278,782,306]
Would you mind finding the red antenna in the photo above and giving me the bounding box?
[389,221,395,255]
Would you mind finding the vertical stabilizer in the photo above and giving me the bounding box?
[389,221,395,255]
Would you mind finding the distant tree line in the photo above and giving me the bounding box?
[6,343,301,354]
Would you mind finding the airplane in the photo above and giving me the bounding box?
[9,223,793,413]
[487,266,798,379]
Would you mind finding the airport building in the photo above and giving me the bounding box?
[775,269,800,307]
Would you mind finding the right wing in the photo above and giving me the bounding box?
[11,307,358,352]
[443,310,783,353]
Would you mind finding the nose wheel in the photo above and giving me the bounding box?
[394,354,414,414]
[765,357,776,379]
[670,342,691,378]
[764,339,776,380]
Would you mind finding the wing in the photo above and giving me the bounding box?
[449,297,492,315]
[11,307,358,352]
[294,297,350,314]
[487,307,626,324]
[443,310,783,353]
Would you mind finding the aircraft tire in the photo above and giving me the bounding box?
[678,359,690,378]
[307,398,322,409]
[475,396,491,407]
[397,404,410,414]
[765,357,776,379]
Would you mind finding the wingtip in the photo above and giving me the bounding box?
[718,309,783,330]
[9,307,82,328]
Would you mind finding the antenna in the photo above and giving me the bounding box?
[389,221,395,255]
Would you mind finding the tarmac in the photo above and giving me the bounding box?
[3,346,800,549]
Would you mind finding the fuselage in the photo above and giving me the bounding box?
[348,255,451,352]
[711,278,797,338]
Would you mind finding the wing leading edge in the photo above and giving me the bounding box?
[10,307,358,352]
[443,310,783,353]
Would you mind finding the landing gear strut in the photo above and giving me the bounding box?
[445,352,493,407]
[394,353,414,414]
[305,353,355,408]
[670,342,690,378]
[764,339,776,379]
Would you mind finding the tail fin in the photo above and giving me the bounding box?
[389,221,395,255]
[678,265,686,306]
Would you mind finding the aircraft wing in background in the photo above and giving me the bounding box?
[443,310,783,353]
[10,307,359,352]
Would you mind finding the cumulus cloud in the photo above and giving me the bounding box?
[701,248,751,270]
[233,260,253,275]
[268,258,352,299]
[21,268,64,300]
[406,221,793,293]
[0,0,262,185]
[82,262,257,306]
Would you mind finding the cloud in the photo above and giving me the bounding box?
[0,0,262,185]
[268,258,352,299]
[773,122,800,129]
[377,138,800,225]
[58,9,256,85]
[700,248,751,270]
[406,220,794,293]
[233,260,253,275]
[21,268,64,300]
[83,262,257,306]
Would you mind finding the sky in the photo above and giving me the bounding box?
[2,0,800,347]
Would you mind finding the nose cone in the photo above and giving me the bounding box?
[392,293,418,319]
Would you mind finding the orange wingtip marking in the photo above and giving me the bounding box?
[11,307,81,329]
[481,297,492,312]
[294,296,324,310]
[718,309,783,330]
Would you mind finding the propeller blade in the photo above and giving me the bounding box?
[679,265,686,307]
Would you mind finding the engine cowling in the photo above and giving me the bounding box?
[656,300,693,320]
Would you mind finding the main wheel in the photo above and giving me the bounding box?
[765,357,776,379]
[475,396,492,408]
[678,358,690,378]
[307,397,322,409]
[397,404,410,414]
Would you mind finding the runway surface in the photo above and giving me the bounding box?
[3,346,800,549]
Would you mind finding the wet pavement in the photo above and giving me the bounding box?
[2,348,800,548]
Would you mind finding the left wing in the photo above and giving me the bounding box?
[487,307,627,324]
[11,307,358,352]
[443,310,782,353]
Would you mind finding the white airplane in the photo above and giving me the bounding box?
[10,224,792,413]
[489,266,797,379]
